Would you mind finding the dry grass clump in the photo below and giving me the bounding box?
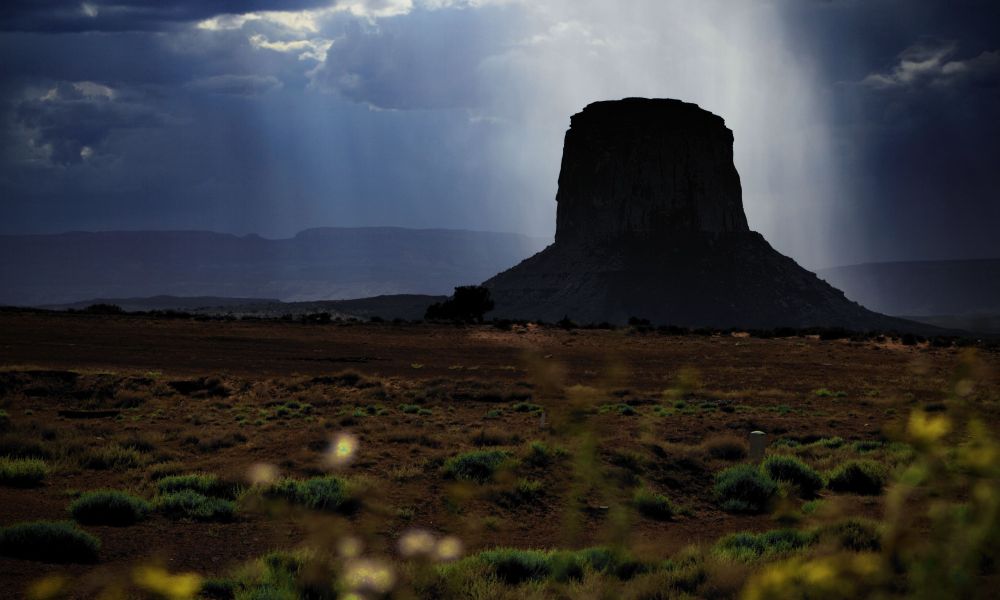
[471,428,522,447]
[79,444,145,471]
[0,434,51,459]
[0,456,48,487]
[701,435,748,461]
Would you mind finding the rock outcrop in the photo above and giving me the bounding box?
[555,98,748,244]
[485,98,907,329]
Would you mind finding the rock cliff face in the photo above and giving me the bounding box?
[555,98,748,244]
[485,98,908,329]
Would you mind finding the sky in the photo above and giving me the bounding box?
[0,0,998,269]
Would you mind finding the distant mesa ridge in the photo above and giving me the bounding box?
[486,97,907,329]
[0,227,547,307]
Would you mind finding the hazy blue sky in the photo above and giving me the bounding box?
[1,0,998,268]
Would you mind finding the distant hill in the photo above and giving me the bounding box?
[0,228,548,307]
[817,259,1000,317]
[46,293,445,321]
[44,295,278,312]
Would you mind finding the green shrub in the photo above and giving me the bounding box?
[70,490,151,526]
[0,521,100,563]
[80,444,143,470]
[497,478,545,508]
[851,440,885,453]
[713,465,778,514]
[575,547,648,579]
[478,549,551,584]
[761,455,823,498]
[817,518,882,552]
[515,478,543,497]
[156,473,237,499]
[201,550,312,599]
[826,460,887,495]
[548,551,586,583]
[633,488,675,520]
[714,529,815,561]
[811,437,845,449]
[0,456,48,487]
[460,547,649,586]
[511,402,543,413]
[814,388,847,398]
[524,441,564,468]
[155,490,235,521]
[265,476,357,513]
[443,450,512,483]
[599,403,638,416]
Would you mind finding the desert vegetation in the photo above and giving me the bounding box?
[0,314,998,598]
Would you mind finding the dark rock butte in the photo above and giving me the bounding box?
[485,98,910,329]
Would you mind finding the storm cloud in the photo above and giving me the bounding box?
[1,0,998,269]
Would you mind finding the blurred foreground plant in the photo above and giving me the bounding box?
[743,350,1000,599]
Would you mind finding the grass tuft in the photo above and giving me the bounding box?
[264,476,358,513]
[496,478,545,508]
[79,444,143,471]
[0,521,100,563]
[633,488,675,520]
[156,473,238,499]
[703,435,748,461]
[0,456,48,487]
[761,455,823,498]
[816,518,882,552]
[523,440,564,468]
[713,529,815,561]
[478,549,552,584]
[713,465,778,514]
[826,460,887,495]
[155,490,235,522]
[70,490,151,526]
[443,450,512,483]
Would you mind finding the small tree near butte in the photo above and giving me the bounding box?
[425,286,495,322]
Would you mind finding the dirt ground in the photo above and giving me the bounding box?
[1,312,997,596]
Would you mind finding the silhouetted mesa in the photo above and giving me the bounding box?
[486,98,906,329]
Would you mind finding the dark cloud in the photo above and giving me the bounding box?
[185,74,282,96]
[777,0,1000,264]
[0,0,998,269]
[861,40,1000,89]
[312,7,523,110]
[0,1,333,32]
[13,81,169,165]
